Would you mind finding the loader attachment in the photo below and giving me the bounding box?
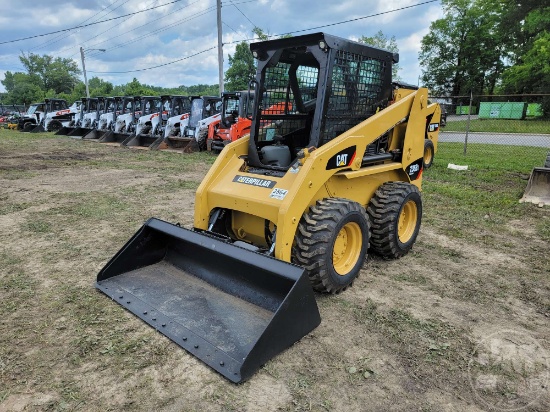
[520,167,550,206]
[67,127,93,139]
[82,129,108,140]
[55,126,75,136]
[96,218,321,383]
[122,133,159,149]
[154,136,200,153]
[30,124,45,133]
[99,131,132,144]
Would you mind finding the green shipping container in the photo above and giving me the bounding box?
[455,105,477,115]
[526,103,543,118]
[479,102,527,119]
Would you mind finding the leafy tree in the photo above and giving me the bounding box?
[224,42,256,92]
[253,27,269,41]
[124,78,157,96]
[499,2,549,115]
[1,72,44,105]
[88,77,114,97]
[19,53,80,94]
[419,0,506,96]
[359,31,400,79]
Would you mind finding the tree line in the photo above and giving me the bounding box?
[1,27,399,108]
[0,52,219,106]
[3,1,545,114]
[420,0,548,114]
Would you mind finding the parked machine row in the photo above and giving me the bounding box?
[18,92,260,154]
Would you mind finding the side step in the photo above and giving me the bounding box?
[96,218,321,383]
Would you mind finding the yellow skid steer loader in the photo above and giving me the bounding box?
[96,33,441,383]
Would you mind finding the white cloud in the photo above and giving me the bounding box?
[0,0,444,93]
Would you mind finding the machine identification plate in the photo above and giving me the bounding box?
[233,175,277,188]
[406,159,424,180]
[428,123,439,132]
[269,188,288,200]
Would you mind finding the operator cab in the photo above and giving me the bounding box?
[247,32,396,172]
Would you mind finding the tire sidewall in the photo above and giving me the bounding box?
[393,189,422,253]
[48,121,62,132]
[323,210,369,288]
[424,139,434,168]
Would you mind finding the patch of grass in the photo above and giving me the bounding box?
[424,142,549,242]
[23,220,52,233]
[444,118,549,134]
[392,272,429,285]
[536,217,550,242]
[0,202,30,215]
[165,179,200,190]
[0,169,39,180]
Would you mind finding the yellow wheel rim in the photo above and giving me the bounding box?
[332,222,362,276]
[424,145,433,165]
[398,200,418,243]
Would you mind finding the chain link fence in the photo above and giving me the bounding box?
[430,94,549,168]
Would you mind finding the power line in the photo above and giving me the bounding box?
[0,0,186,46]
[0,0,130,64]
[229,0,256,28]
[220,0,439,46]
[68,0,149,57]
[86,3,214,58]
[88,46,217,73]
[30,0,129,52]
[84,0,438,74]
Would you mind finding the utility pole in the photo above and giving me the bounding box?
[216,0,224,93]
[80,47,90,99]
[79,47,105,99]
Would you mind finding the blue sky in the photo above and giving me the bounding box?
[0,0,443,92]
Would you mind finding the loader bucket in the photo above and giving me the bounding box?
[96,218,321,383]
[30,124,45,133]
[122,134,159,149]
[99,131,132,144]
[55,126,74,136]
[82,129,107,140]
[155,137,199,153]
[520,167,550,207]
[67,127,93,139]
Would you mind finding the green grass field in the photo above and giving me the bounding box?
[0,130,549,411]
[444,118,549,134]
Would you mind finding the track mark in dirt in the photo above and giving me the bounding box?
[0,151,97,171]
[0,393,56,412]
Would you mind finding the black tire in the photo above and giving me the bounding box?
[292,198,370,294]
[47,120,62,132]
[23,122,34,132]
[423,139,435,169]
[544,152,550,168]
[367,182,422,259]
[197,127,208,151]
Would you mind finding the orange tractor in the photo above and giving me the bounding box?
[207,91,290,153]
[207,92,252,153]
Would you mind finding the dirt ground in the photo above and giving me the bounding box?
[0,134,548,411]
